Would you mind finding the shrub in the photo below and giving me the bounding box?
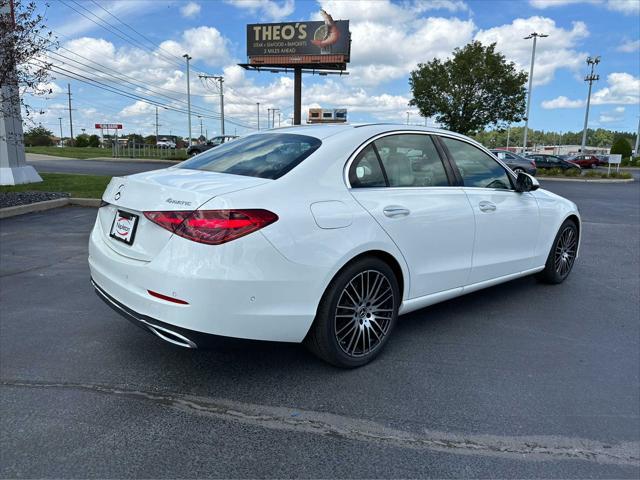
[88,135,100,148]
[610,137,632,159]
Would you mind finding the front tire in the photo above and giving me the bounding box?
[305,257,400,368]
[537,219,578,284]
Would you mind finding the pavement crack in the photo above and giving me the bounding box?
[2,379,639,466]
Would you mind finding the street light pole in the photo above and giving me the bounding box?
[506,124,511,149]
[58,117,63,146]
[183,53,192,146]
[581,56,600,152]
[523,32,548,152]
[635,116,640,155]
[256,102,260,130]
[406,111,410,125]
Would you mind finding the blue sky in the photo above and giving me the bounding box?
[30,0,640,139]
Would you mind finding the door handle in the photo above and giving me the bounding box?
[383,206,410,218]
[478,201,496,212]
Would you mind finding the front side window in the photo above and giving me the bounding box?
[179,133,321,180]
[349,144,386,188]
[441,137,512,190]
[374,134,449,187]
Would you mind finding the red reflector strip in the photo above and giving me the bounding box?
[147,290,189,305]
[186,218,253,228]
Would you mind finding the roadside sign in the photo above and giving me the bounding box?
[95,123,123,129]
[607,154,622,174]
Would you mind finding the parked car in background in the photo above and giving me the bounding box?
[187,135,239,156]
[594,154,609,166]
[490,149,537,176]
[90,124,581,367]
[567,154,599,169]
[525,153,582,172]
[156,140,176,149]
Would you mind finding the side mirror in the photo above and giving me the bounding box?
[515,172,539,192]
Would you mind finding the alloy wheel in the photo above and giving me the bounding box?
[554,226,577,277]
[334,270,394,358]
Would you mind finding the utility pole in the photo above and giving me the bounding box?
[506,124,511,149]
[406,111,410,125]
[256,102,260,130]
[635,116,640,155]
[183,53,192,146]
[523,32,548,152]
[278,111,281,127]
[155,106,159,143]
[58,117,63,146]
[198,116,203,137]
[581,56,601,152]
[199,74,225,136]
[67,83,74,142]
[272,108,280,128]
[267,108,273,129]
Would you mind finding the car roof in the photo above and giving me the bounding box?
[256,123,475,142]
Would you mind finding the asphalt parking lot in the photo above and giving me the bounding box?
[1,180,639,478]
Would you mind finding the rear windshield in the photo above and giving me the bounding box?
[178,133,322,180]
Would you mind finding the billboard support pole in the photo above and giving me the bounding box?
[294,67,302,125]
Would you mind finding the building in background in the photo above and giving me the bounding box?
[307,108,347,124]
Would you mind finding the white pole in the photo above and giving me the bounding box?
[183,54,192,146]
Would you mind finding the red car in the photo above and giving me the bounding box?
[567,154,599,169]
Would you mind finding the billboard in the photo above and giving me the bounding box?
[95,123,122,129]
[247,11,349,66]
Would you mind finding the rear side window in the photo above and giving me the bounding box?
[349,145,386,187]
[375,134,449,187]
[441,137,512,190]
[179,133,321,180]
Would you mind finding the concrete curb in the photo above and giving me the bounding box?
[0,197,100,219]
[538,176,634,183]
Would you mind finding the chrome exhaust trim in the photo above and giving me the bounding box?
[92,280,197,349]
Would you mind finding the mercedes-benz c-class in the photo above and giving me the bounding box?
[89,124,580,367]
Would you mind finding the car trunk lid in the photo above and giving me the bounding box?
[98,168,269,261]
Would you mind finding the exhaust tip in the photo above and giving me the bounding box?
[146,324,197,349]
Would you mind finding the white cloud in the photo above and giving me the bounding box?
[180,2,201,18]
[159,27,230,66]
[475,16,589,86]
[599,106,625,123]
[617,39,640,52]
[591,72,640,105]
[316,0,475,86]
[120,100,156,117]
[529,0,639,14]
[541,72,640,109]
[224,0,295,21]
[606,0,640,14]
[541,96,585,109]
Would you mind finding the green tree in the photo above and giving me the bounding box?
[610,137,632,159]
[409,41,527,135]
[75,133,89,147]
[23,125,53,146]
[144,135,156,145]
[127,133,143,144]
[88,134,100,148]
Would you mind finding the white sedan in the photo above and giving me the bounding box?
[89,124,581,367]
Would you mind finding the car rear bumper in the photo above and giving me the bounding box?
[88,216,325,343]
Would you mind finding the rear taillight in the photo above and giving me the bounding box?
[143,209,278,245]
[530,160,536,167]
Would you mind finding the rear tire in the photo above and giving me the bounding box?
[513,167,525,174]
[305,257,400,368]
[537,219,578,284]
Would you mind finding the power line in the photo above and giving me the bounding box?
[37,61,254,129]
